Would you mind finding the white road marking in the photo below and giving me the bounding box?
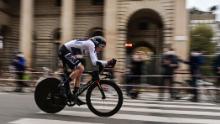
[80,97,216,106]
[88,100,220,110]
[0,92,8,95]
[10,95,220,124]
[9,118,103,124]
[55,104,220,117]
[41,110,220,124]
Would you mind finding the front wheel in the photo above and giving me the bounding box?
[86,80,123,117]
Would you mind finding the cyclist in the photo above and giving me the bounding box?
[58,36,116,105]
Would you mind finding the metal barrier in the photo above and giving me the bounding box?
[0,69,217,79]
[0,69,219,90]
[0,54,219,90]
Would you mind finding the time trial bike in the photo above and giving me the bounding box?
[34,59,123,117]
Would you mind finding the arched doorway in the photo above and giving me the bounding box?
[127,9,163,55]
[126,9,164,84]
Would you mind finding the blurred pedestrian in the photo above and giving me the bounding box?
[182,50,204,102]
[159,48,179,101]
[212,53,220,102]
[11,52,26,92]
[126,50,146,99]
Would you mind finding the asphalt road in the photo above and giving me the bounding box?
[1,92,220,124]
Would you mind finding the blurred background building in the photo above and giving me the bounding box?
[0,0,188,72]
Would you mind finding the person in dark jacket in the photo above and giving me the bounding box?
[12,52,26,92]
[126,50,145,99]
[212,53,220,102]
[159,48,179,101]
[182,50,204,102]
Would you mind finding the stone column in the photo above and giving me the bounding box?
[19,0,34,67]
[173,0,189,82]
[104,0,117,59]
[61,0,74,43]
[173,0,189,60]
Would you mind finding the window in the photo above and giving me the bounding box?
[2,0,9,4]
[91,31,103,36]
[53,28,61,40]
[0,25,9,36]
[55,0,62,7]
[92,0,104,5]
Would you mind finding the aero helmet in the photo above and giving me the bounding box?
[90,36,106,48]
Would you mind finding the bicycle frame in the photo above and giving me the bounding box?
[72,79,106,99]
[74,80,93,96]
[60,59,115,101]
[69,72,106,99]
[74,66,115,98]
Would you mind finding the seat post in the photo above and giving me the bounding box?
[61,60,69,76]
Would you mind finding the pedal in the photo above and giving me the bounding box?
[66,99,75,106]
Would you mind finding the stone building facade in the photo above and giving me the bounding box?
[0,0,188,71]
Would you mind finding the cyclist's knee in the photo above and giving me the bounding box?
[70,64,84,79]
[77,64,84,75]
[70,71,76,79]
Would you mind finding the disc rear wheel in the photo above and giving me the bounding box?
[34,78,65,113]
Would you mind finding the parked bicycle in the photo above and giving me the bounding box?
[34,60,123,117]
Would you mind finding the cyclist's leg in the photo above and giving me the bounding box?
[70,64,84,92]
[70,64,86,105]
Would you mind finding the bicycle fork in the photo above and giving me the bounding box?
[96,80,106,99]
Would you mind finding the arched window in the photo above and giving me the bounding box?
[88,28,103,37]
[55,0,62,7]
[92,0,104,5]
[0,25,10,36]
[52,28,61,41]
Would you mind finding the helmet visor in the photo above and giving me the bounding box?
[99,44,106,48]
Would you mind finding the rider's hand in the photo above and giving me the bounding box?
[107,58,117,67]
